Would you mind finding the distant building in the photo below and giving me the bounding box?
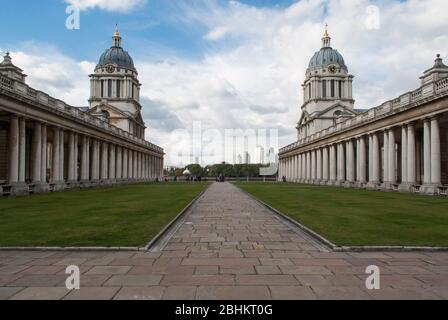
[244,152,251,164]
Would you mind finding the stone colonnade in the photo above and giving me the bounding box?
[5,115,164,195]
[279,116,445,195]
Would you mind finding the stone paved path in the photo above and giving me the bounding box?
[1,182,448,300]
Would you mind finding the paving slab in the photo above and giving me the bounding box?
[2,182,448,299]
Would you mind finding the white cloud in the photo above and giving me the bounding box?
[3,0,448,166]
[5,44,93,106]
[65,0,146,12]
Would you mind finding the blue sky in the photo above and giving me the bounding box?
[0,0,296,61]
[1,0,447,165]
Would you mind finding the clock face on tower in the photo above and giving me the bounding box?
[328,65,337,74]
[106,64,115,73]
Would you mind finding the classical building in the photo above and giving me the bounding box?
[0,27,164,196]
[278,28,448,195]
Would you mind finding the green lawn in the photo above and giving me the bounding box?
[235,182,448,247]
[0,182,208,247]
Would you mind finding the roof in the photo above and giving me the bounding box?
[307,47,348,72]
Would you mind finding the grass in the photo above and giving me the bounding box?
[0,182,208,247]
[234,182,448,247]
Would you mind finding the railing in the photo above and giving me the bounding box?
[0,75,164,154]
[280,76,448,153]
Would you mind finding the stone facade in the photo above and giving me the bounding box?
[0,30,164,196]
[279,30,448,196]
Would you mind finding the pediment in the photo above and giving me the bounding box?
[89,103,129,118]
[315,103,357,118]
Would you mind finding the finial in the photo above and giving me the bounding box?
[112,24,122,47]
[436,54,440,58]
[323,23,329,38]
[114,24,120,37]
[322,23,331,48]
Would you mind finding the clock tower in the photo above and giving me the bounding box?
[297,26,356,140]
[88,26,146,139]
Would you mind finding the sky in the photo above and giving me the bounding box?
[1,0,447,166]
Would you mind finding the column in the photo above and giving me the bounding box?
[359,136,367,183]
[8,116,19,183]
[371,132,380,183]
[123,148,128,179]
[101,142,109,180]
[330,144,337,182]
[41,124,47,183]
[368,134,373,181]
[311,150,316,181]
[31,122,42,183]
[306,152,311,181]
[337,143,345,182]
[430,117,441,185]
[91,139,99,181]
[293,155,298,181]
[133,151,138,179]
[423,119,431,184]
[297,154,302,181]
[322,146,329,182]
[138,152,142,179]
[128,149,133,179]
[407,123,416,184]
[347,139,355,183]
[356,138,361,181]
[73,133,78,181]
[109,144,116,181]
[401,125,408,183]
[383,130,389,182]
[52,127,60,182]
[144,154,147,179]
[388,128,396,184]
[59,130,65,181]
[316,148,322,182]
[19,118,26,183]
[81,135,90,181]
[68,132,75,181]
[116,146,123,180]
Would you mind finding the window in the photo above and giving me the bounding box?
[102,111,110,123]
[108,79,112,97]
[101,80,104,97]
[322,80,326,98]
[308,84,311,99]
[339,80,343,97]
[131,84,134,99]
[331,80,335,98]
[116,80,121,98]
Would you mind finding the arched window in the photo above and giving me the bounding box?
[322,80,327,98]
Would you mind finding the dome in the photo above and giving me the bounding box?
[307,47,347,72]
[307,26,347,73]
[96,47,136,71]
[96,26,136,72]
